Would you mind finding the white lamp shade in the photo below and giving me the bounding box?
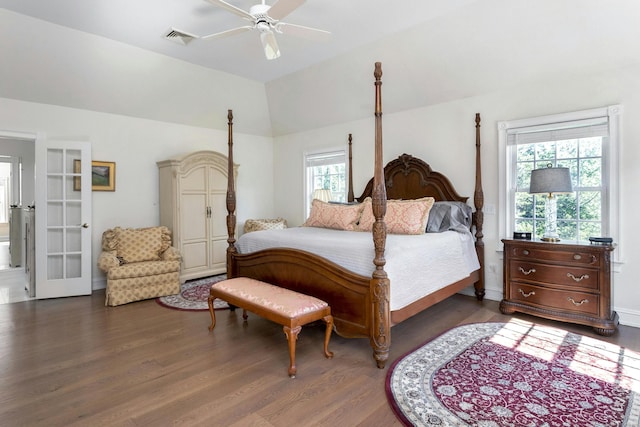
[312,189,332,202]
[529,166,573,194]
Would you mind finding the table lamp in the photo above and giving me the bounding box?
[312,189,332,202]
[529,164,573,242]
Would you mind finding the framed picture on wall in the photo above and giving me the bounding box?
[73,160,116,191]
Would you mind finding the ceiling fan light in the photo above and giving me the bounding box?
[256,21,271,33]
[260,31,281,60]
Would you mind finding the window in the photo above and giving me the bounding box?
[0,157,21,223]
[0,162,9,223]
[304,149,347,216]
[498,106,622,254]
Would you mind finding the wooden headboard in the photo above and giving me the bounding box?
[354,153,469,203]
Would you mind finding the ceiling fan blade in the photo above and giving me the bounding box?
[276,22,331,40]
[203,0,254,21]
[200,26,253,40]
[267,0,306,21]
[260,31,281,60]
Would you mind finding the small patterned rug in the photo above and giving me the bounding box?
[386,320,640,426]
[156,274,229,311]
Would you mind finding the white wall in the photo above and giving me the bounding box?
[0,9,273,137]
[273,61,640,328]
[0,98,274,290]
[266,0,640,137]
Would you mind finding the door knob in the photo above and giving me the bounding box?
[82,223,89,228]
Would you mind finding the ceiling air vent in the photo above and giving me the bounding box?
[164,28,197,45]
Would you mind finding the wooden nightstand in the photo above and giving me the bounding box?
[500,239,618,336]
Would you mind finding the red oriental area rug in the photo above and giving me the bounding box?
[156,274,229,311]
[386,321,640,426]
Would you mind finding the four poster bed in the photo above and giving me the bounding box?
[224,63,485,369]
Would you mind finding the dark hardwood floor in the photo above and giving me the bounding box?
[1,290,638,426]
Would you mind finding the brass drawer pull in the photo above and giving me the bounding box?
[518,288,535,298]
[567,297,589,306]
[518,267,536,276]
[522,250,529,256]
[567,272,590,282]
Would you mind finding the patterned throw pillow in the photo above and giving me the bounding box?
[244,218,288,233]
[115,227,164,264]
[358,197,435,235]
[303,199,364,231]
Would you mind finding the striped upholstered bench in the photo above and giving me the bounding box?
[207,277,334,378]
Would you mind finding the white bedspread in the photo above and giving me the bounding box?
[236,227,480,311]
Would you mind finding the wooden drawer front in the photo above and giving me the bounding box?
[511,247,599,266]
[510,261,598,290]
[509,284,599,316]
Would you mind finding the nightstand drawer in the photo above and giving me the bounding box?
[509,260,598,290]
[509,284,599,317]
[510,246,599,266]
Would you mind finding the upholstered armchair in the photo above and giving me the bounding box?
[98,226,181,306]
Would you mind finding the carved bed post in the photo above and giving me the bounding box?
[347,134,354,203]
[226,109,237,278]
[370,62,390,369]
[473,113,485,300]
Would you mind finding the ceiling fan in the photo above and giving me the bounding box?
[199,0,331,60]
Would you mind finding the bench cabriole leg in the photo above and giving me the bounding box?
[323,315,334,359]
[207,295,217,331]
[284,325,302,378]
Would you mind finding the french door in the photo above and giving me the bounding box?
[35,140,92,298]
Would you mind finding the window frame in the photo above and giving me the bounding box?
[498,105,622,261]
[303,147,348,218]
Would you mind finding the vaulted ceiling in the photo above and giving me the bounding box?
[2,1,640,136]
[0,0,479,83]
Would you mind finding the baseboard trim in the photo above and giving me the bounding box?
[92,278,106,291]
[615,307,640,329]
[458,286,502,303]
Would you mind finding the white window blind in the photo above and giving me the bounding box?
[507,117,609,145]
[305,151,345,167]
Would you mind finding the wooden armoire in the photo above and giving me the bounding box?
[157,151,238,283]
